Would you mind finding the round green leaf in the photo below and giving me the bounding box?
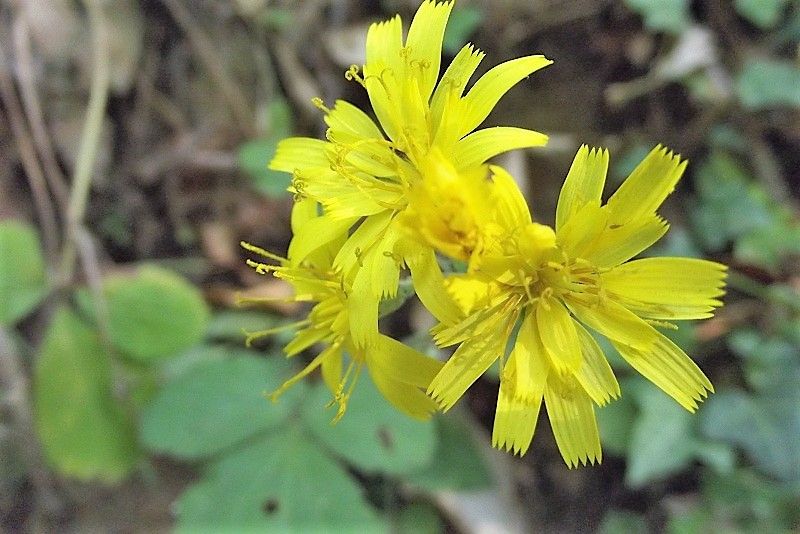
[104,265,210,361]
[302,378,437,475]
[34,308,138,482]
[141,354,298,459]
[175,429,386,533]
[0,220,47,325]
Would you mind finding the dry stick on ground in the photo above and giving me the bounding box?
[0,39,60,258]
[12,15,70,213]
[58,0,111,286]
[161,0,255,137]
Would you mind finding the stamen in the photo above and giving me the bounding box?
[240,241,287,263]
[311,97,331,114]
[243,320,310,347]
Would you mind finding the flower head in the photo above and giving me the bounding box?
[241,200,442,422]
[269,0,551,345]
[428,145,727,466]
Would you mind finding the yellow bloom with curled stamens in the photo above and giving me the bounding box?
[269,0,551,346]
[241,200,443,422]
[427,145,727,467]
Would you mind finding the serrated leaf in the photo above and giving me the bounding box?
[141,354,297,460]
[104,265,210,362]
[302,378,437,476]
[734,0,789,29]
[34,308,138,481]
[737,59,800,110]
[624,0,691,34]
[175,428,386,533]
[0,220,47,325]
[405,416,492,491]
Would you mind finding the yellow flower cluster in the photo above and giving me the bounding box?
[242,1,727,467]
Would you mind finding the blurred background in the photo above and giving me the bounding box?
[1,0,799,532]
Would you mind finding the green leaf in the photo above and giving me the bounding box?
[0,220,47,325]
[302,378,437,476]
[599,510,648,534]
[405,416,492,491]
[34,308,138,481]
[734,0,789,29]
[737,59,800,110]
[690,152,776,251]
[701,386,800,482]
[175,428,386,533]
[442,7,482,54]
[624,0,692,34]
[141,354,298,460]
[728,329,798,391]
[625,382,696,487]
[206,310,283,342]
[104,265,210,362]
[597,392,637,457]
[396,502,442,534]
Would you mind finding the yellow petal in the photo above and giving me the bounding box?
[400,240,463,325]
[536,295,582,375]
[369,335,443,388]
[269,137,329,172]
[555,202,608,259]
[573,322,620,406]
[566,297,658,351]
[582,212,669,269]
[321,349,343,393]
[509,312,549,402]
[348,267,380,348]
[544,374,602,468]
[602,258,727,320]
[363,15,404,141]
[612,331,713,412]
[445,274,493,315]
[430,43,485,135]
[290,198,320,235]
[284,326,328,357]
[606,145,687,225]
[325,99,385,141]
[288,215,358,266]
[366,221,403,299]
[428,326,508,411]
[492,376,543,456]
[488,165,532,230]
[457,55,553,139]
[370,368,438,420]
[405,0,454,102]
[555,145,609,231]
[452,127,548,170]
[333,211,393,276]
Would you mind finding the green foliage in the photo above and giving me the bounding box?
[624,0,691,34]
[104,265,210,362]
[239,98,294,198]
[0,221,47,325]
[405,416,492,491]
[140,343,493,530]
[141,354,297,459]
[691,150,800,270]
[175,428,386,533]
[599,510,648,534]
[34,308,138,482]
[442,7,482,54]
[737,59,800,110]
[303,377,437,476]
[734,0,790,28]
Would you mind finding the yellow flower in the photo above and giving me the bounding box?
[240,200,442,422]
[428,145,727,466]
[269,0,551,345]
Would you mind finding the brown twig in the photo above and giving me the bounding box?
[12,15,70,213]
[58,0,111,284]
[161,0,254,136]
[0,38,60,258]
